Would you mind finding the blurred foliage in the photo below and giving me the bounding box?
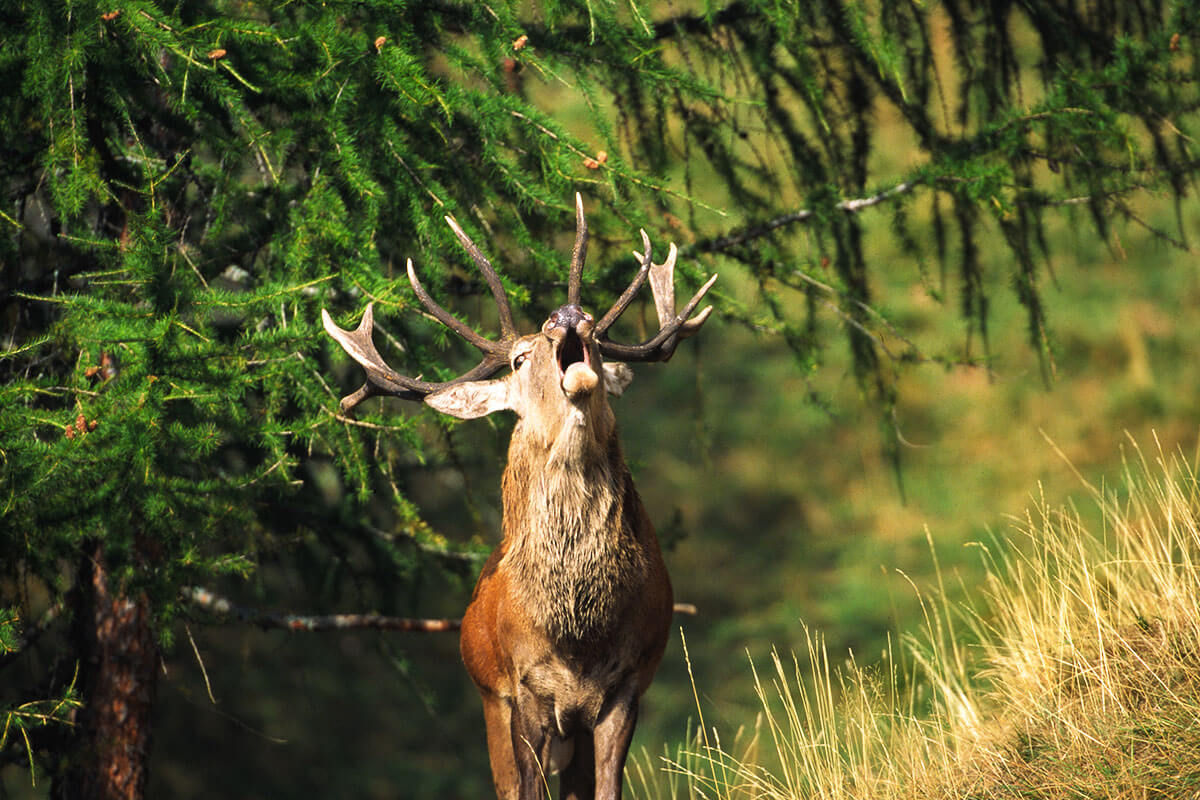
[1,0,1200,797]
[0,610,79,790]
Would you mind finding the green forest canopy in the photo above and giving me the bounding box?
[2,1,1199,797]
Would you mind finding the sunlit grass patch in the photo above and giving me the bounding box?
[635,434,1200,799]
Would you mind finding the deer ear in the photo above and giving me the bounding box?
[426,379,512,419]
[602,362,634,397]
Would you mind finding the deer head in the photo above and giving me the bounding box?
[321,194,717,438]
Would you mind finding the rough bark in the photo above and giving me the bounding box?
[53,541,158,800]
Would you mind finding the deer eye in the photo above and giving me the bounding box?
[512,353,529,370]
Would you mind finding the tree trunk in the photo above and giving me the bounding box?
[53,541,158,800]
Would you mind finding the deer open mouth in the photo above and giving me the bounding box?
[556,327,599,399]
[556,327,588,374]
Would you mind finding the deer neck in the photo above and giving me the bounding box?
[499,404,646,643]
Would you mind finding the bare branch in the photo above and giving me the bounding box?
[182,586,461,633]
[182,587,699,632]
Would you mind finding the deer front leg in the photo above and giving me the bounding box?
[592,683,639,800]
[510,685,555,800]
[479,692,520,800]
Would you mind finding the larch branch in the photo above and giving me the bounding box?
[692,181,916,254]
[0,603,63,670]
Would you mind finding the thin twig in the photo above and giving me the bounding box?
[387,140,444,207]
[508,110,590,159]
[328,408,412,432]
[44,386,102,398]
[365,524,486,565]
[1114,200,1192,251]
[184,623,217,704]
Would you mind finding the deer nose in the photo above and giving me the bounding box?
[545,304,594,338]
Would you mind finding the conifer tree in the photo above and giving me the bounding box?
[1,1,1197,797]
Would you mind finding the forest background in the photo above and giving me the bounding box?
[2,1,1200,798]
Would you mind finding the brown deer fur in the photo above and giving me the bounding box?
[322,196,714,800]
[432,313,673,800]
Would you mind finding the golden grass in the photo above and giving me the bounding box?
[633,433,1200,799]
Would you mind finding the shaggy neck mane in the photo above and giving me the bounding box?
[499,412,646,643]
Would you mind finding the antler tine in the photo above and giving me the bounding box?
[600,276,717,362]
[322,303,509,415]
[594,229,653,336]
[567,192,587,307]
[647,241,679,328]
[444,215,518,341]
[407,258,509,357]
[596,231,718,363]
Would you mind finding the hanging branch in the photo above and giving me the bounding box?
[692,181,916,254]
[688,175,1169,257]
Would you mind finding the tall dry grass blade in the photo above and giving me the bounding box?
[642,435,1200,800]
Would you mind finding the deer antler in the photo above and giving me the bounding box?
[567,192,587,308]
[595,229,717,363]
[322,219,517,414]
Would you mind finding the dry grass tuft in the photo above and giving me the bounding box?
[634,434,1200,799]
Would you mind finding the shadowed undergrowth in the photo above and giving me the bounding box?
[634,434,1200,799]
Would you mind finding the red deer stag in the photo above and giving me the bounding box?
[322,195,716,800]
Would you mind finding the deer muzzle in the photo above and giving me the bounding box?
[545,304,599,400]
